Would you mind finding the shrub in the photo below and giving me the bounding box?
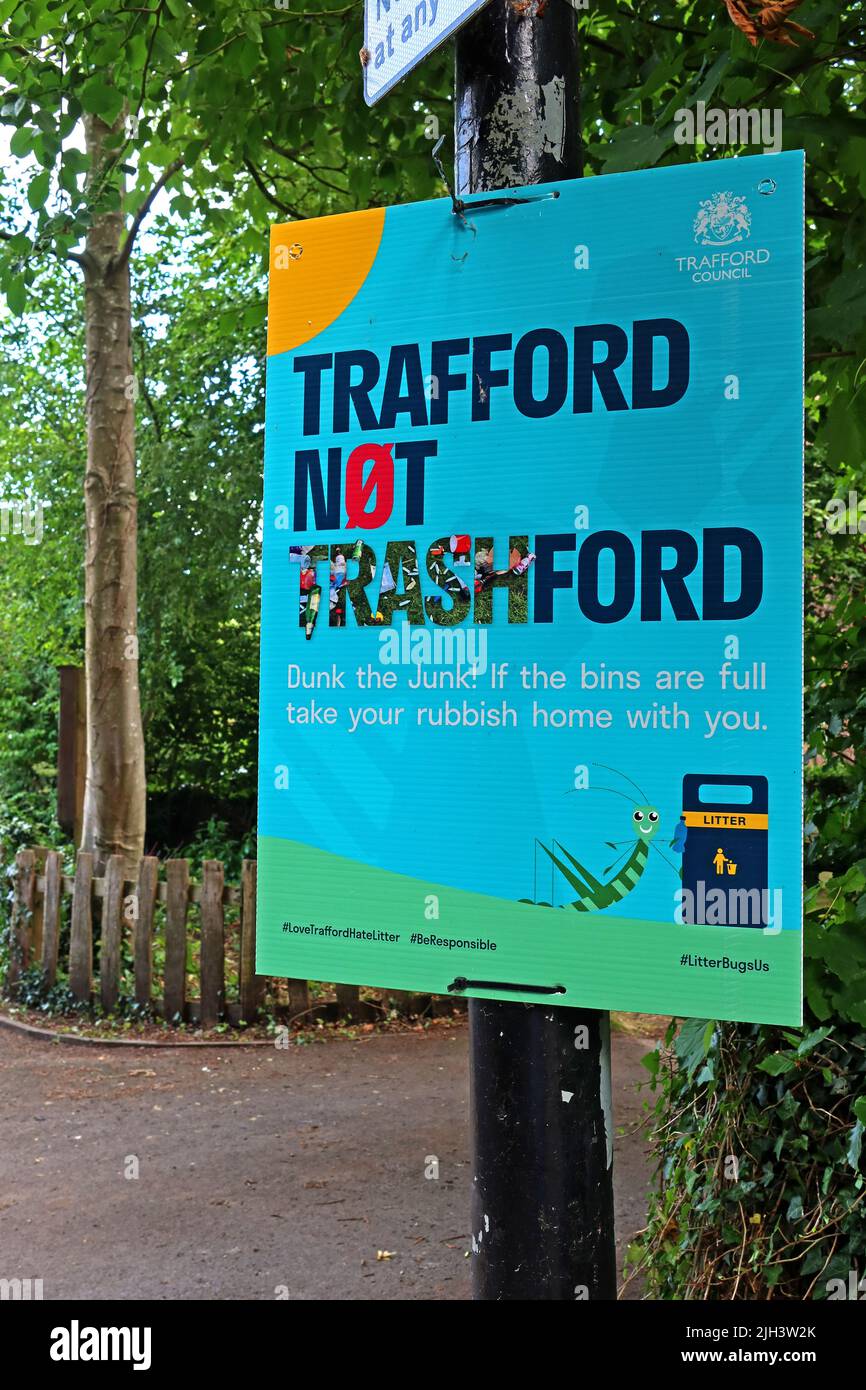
[633,448,866,1298]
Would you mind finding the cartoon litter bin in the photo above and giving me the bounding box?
[681,774,768,927]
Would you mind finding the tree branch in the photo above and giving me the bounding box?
[66,249,96,271]
[2,224,96,273]
[134,332,163,441]
[136,0,163,120]
[806,193,848,223]
[243,158,303,218]
[263,140,349,195]
[616,6,707,39]
[582,32,626,58]
[109,157,183,272]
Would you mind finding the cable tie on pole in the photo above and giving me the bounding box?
[432,136,557,223]
[448,977,566,996]
[432,135,466,218]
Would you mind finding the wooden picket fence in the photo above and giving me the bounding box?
[5,847,324,1025]
[3,848,450,1025]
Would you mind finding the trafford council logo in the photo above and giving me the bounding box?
[693,192,751,246]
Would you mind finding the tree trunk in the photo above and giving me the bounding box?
[79,113,146,874]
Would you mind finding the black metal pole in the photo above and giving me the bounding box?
[455,0,617,1301]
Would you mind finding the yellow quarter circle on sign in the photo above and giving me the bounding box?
[267,208,386,358]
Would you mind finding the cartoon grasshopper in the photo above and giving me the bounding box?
[531,764,677,911]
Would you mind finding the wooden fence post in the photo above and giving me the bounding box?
[30,847,47,962]
[100,854,125,1013]
[68,851,94,1002]
[286,977,310,1022]
[385,989,417,1017]
[200,860,225,1028]
[164,859,189,1022]
[335,983,361,1023]
[239,859,264,1023]
[41,850,63,987]
[7,850,289,1028]
[7,849,36,989]
[134,856,159,1008]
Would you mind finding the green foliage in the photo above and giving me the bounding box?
[636,442,866,1297]
[0,216,266,849]
[169,816,256,883]
[627,7,866,1283]
[581,1,866,476]
[0,0,443,307]
[803,441,866,1029]
[8,964,83,1017]
[133,217,265,815]
[632,1018,866,1300]
[0,0,445,853]
[0,668,65,839]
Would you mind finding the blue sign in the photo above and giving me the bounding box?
[364,0,491,105]
[259,152,805,1024]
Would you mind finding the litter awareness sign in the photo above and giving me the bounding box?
[258,151,805,1025]
[363,0,490,105]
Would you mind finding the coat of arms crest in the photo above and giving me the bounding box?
[693,192,751,246]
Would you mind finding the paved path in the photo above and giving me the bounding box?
[0,1024,654,1300]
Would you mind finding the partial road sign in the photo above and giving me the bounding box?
[363,0,491,105]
